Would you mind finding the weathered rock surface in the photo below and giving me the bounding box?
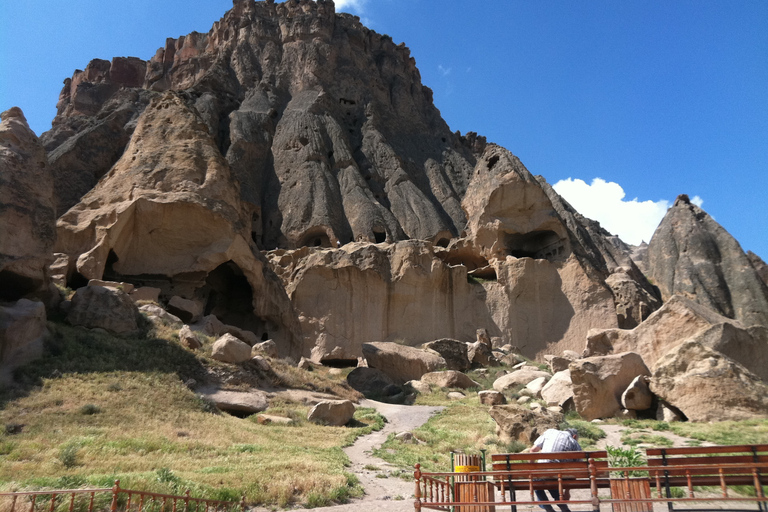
[422,338,471,371]
[54,92,301,358]
[540,369,574,409]
[362,341,445,384]
[67,285,141,335]
[621,375,653,411]
[648,195,768,328]
[488,404,563,444]
[585,295,768,377]
[346,367,399,397]
[0,299,49,383]
[179,325,202,350]
[211,333,252,364]
[570,352,651,420]
[650,341,768,422]
[748,251,768,287]
[200,388,268,415]
[492,368,551,392]
[478,390,506,406]
[307,399,356,426]
[0,108,56,301]
[420,370,480,389]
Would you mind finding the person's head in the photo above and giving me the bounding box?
[566,428,579,439]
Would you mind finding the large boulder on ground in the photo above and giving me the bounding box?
[650,341,768,422]
[346,367,400,397]
[467,340,500,367]
[545,353,577,373]
[647,194,768,328]
[540,370,574,409]
[0,299,49,383]
[621,375,653,411]
[478,390,506,406]
[200,388,268,415]
[362,342,446,384]
[167,296,204,324]
[420,370,480,389]
[211,333,252,363]
[0,107,56,302]
[493,367,551,392]
[488,404,563,444]
[423,338,471,371]
[178,325,202,350]
[67,285,141,335]
[570,352,651,420]
[307,400,356,426]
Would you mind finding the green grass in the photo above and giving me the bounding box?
[0,321,376,508]
[668,419,768,445]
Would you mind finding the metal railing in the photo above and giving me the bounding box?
[0,480,243,512]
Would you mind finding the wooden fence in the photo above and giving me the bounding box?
[0,480,243,512]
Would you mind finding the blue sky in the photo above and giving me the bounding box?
[1,0,766,259]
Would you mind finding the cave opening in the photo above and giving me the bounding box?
[102,249,120,281]
[373,229,386,243]
[298,228,331,248]
[505,230,565,261]
[0,271,37,301]
[204,261,264,335]
[320,358,359,368]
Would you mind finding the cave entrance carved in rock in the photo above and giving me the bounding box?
[204,261,269,338]
[505,230,566,261]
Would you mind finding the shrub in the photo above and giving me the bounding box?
[58,444,79,469]
[607,446,647,477]
[79,404,101,415]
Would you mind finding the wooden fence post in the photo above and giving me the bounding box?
[413,464,422,512]
[110,481,120,512]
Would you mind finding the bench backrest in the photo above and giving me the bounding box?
[646,444,768,477]
[491,451,609,476]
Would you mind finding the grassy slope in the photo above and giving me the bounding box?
[0,322,378,508]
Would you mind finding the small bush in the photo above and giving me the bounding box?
[504,440,527,453]
[607,446,647,477]
[79,404,101,415]
[58,444,79,469]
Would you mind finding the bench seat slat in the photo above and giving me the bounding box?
[646,445,768,457]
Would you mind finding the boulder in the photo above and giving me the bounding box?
[406,379,432,394]
[211,333,252,364]
[584,296,736,369]
[179,325,202,350]
[129,286,161,303]
[200,388,268,415]
[476,328,492,347]
[467,340,500,367]
[347,367,400,397]
[420,370,480,389]
[256,414,294,425]
[139,304,182,326]
[88,279,134,294]
[650,341,768,422]
[545,353,578,373]
[0,107,56,301]
[540,370,574,409]
[648,194,768,328]
[307,400,356,426]
[656,402,685,422]
[447,392,466,400]
[488,404,563,444]
[570,352,651,420]
[0,299,48,383]
[67,285,141,335]
[605,270,661,329]
[423,338,471,371]
[167,296,204,324]
[252,340,278,358]
[250,355,271,372]
[478,390,507,406]
[525,376,548,397]
[492,368,551,392]
[621,375,653,411]
[362,341,446,384]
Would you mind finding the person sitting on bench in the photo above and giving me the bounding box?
[530,428,582,512]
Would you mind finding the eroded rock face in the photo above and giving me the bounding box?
[420,370,479,389]
[0,108,56,300]
[650,341,768,422]
[54,92,301,357]
[45,0,479,249]
[0,299,49,384]
[488,404,563,444]
[648,195,768,328]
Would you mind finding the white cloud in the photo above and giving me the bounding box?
[552,177,678,246]
[334,0,367,14]
[438,64,452,76]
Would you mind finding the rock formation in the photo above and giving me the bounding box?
[648,195,768,328]
[0,107,56,300]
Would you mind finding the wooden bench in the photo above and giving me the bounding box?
[646,444,768,512]
[491,450,610,506]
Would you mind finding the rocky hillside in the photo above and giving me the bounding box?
[2,0,768,422]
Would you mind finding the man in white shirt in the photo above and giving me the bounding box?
[530,428,582,512]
